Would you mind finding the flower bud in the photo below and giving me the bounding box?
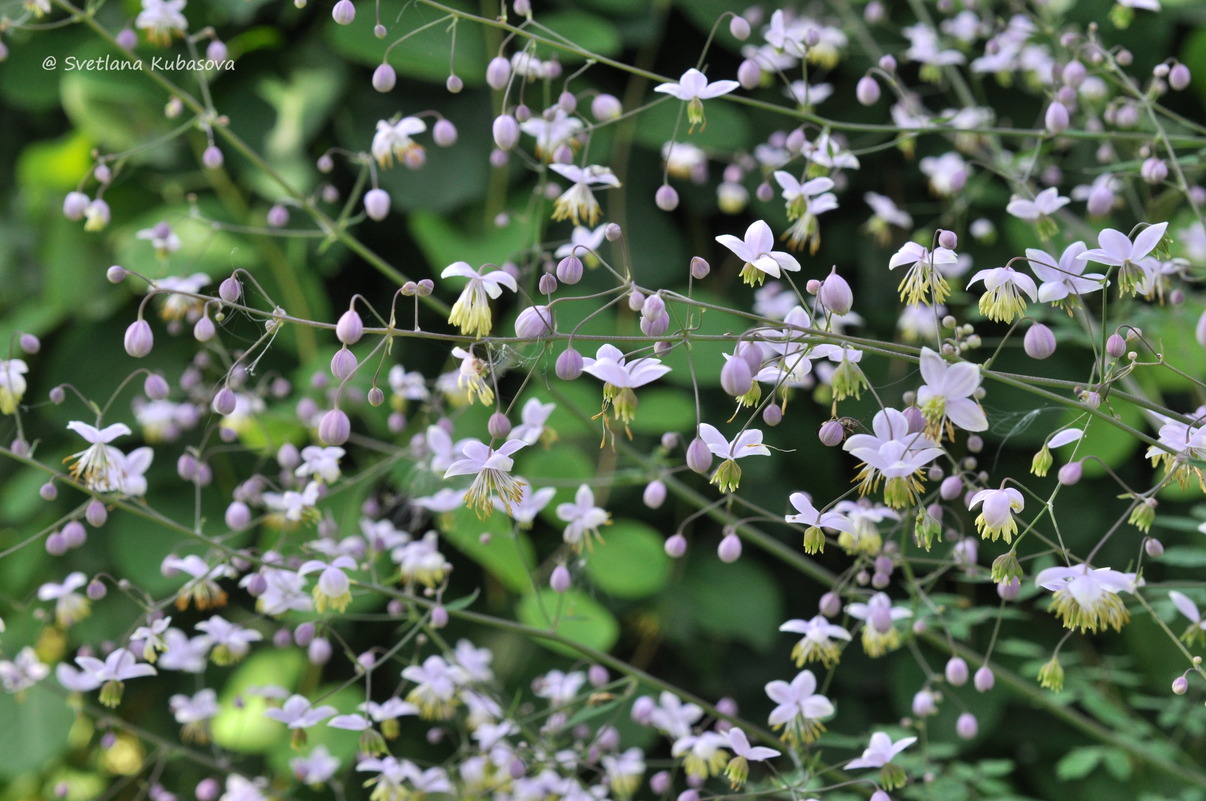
[336,309,364,345]
[720,355,753,397]
[1197,310,1206,347]
[446,75,463,93]
[643,479,667,509]
[686,436,713,473]
[486,56,511,90]
[1105,333,1126,358]
[956,712,978,739]
[1144,537,1164,557]
[487,412,511,440]
[372,63,396,92]
[912,690,937,716]
[124,320,154,358]
[763,404,782,426]
[1045,101,1070,134]
[819,269,853,315]
[364,188,391,220]
[737,58,761,89]
[212,387,237,416]
[331,347,358,381]
[945,656,969,686]
[40,481,58,501]
[1057,461,1081,485]
[655,184,679,211]
[729,15,750,40]
[1172,676,1189,695]
[62,521,87,548]
[664,533,687,557]
[997,576,1021,601]
[718,532,742,563]
[202,146,224,169]
[818,420,845,447]
[1024,323,1056,359]
[1170,63,1191,91]
[219,276,242,303]
[193,316,216,342]
[556,255,583,285]
[226,501,252,530]
[63,191,90,220]
[689,256,710,279]
[18,333,39,355]
[973,665,995,692]
[85,499,108,527]
[331,0,355,24]
[551,564,571,593]
[433,119,457,147]
[591,93,622,121]
[308,637,332,665]
[819,591,841,617]
[555,347,583,380]
[1141,157,1168,185]
[856,75,880,106]
[515,305,554,339]
[493,114,519,151]
[319,409,351,445]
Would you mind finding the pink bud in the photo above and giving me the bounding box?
[45,532,68,555]
[63,191,89,220]
[856,75,880,106]
[433,119,457,147]
[493,115,519,150]
[331,348,358,381]
[1197,310,1206,347]
[446,75,463,94]
[106,265,126,283]
[556,255,583,285]
[486,56,511,90]
[945,656,969,686]
[319,409,351,445]
[1024,323,1056,359]
[308,637,332,665]
[1057,461,1081,485]
[1045,101,1070,134]
[729,15,750,40]
[664,534,687,557]
[219,276,242,303]
[364,188,391,220]
[487,412,511,439]
[337,309,364,344]
[85,499,108,527]
[912,690,937,716]
[718,533,742,563]
[19,333,40,354]
[720,355,753,397]
[974,665,995,692]
[737,59,761,89]
[193,316,216,342]
[1106,333,1126,358]
[124,320,154,358]
[655,184,679,211]
[956,712,978,739]
[212,387,237,416]
[763,404,782,426]
[690,256,710,279]
[40,482,58,501]
[431,605,449,627]
[115,27,138,50]
[551,564,571,593]
[818,420,845,447]
[1141,157,1168,184]
[87,579,107,600]
[225,501,251,530]
[686,436,713,473]
[1170,63,1191,91]
[62,521,86,548]
[591,93,622,121]
[643,479,667,509]
[1173,676,1189,695]
[202,146,223,169]
[997,576,1021,600]
[1145,537,1164,557]
[331,0,355,24]
[819,269,853,315]
[555,347,583,380]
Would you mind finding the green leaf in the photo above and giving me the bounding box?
[516,588,620,657]
[59,67,167,159]
[15,130,94,198]
[212,648,307,752]
[0,682,76,780]
[584,519,671,598]
[439,505,536,594]
[530,11,622,65]
[1159,546,1206,567]
[683,556,783,650]
[326,2,486,85]
[1055,746,1104,781]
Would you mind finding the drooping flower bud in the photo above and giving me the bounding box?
[655,185,679,211]
[486,56,511,90]
[818,420,845,447]
[718,532,742,563]
[818,269,853,315]
[555,347,583,380]
[1106,333,1126,358]
[1024,323,1056,359]
[219,276,242,303]
[720,355,753,398]
[487,412,511,440]
[550,564,571,593]
[193,316,216,342]
[493,114,519,150]
[336,309,364,345]
[956,712,978,739]
[591,93,622,121]
[556,255,583,285]
[945,657,969,686]
[433,119,457,147]
[686,436,713,473]
[856,75,880,106]
[643,479,667,509]
[664,533,687,557]
[974,666,995,692]
[124,320,154,358]
[318,409,351,445]
[372,63,397,92]
[364,188,391,221]
[1045,100,1070,134]
[330,348,358,381]
[515,305,554,338]
[331,0,355,24]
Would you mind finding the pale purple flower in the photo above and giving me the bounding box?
[372,117,427,167]
[647,691,703,739]
[715,220,801,285]
[843,408,943,509]
[444,438,527,518]
[1036,564,1141,633]
[966,265,1038,323]
[772,172,838,253]
[65,421,133,491]
[968,487,1024,543]
[672,731,730,780]
[1169,591,1206,644]
[653,68,740,130]
[1006,187,1070,221]
[510,398,556,445]
[402,655,467,719]
[58,647,156,706]
[699,423,770,493]
[296,446,344,484]
[847,731,917,768]
[0,647,49,693]
[292,745,341,786]
[195,615,263,664]
[554,224,609,259]
[765,669,834,745]
[556,484,610,551]
[520,108,583,157]
[441,261,519,338]
[494,481,556,528]
[533,669,587,706]
[391,531,451,588]
[264,694,339,729]
[846,592,912,656]
[779,614,851,667]
[1079,221,1167,295]
[298,555,358,613]
[38,572,90,626]
[0,359,28,414]
[548,164,621,227]
[888,242,958,306]
[916,347,987,438]
[582,344,671,389]
[1025,241,1105,304]
[136,0,187,46]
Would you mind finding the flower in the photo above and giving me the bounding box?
[784,491,853,554]
[1144,407,1206,490]
[653,68,740,131]
[602,747,646,798]
[136,221,182,257]
[548,163,621,227]
[136,0,187,47]
[292,745,342,787]
[556,484,610,551]
[779,615,851,667]
[765,669,834,745]
[0,359,28,414]
[65,421,132,492]
[38,572,91,627]
[771,172,838,253]
[846,592,912,656]
[296,446,345,484]
[195,614,263,664]
[264,694,339,747]
[441,262,518,338]
[1079,221,1167,296]
[371,117,427,168]
[582,344,671,427]
[843,408,943,509]
[391,532,451,588]
[1035,564,1141,632]
[153,273,210,322]
[444,438,527,519]
[698,423,770,493]
[298,555,358,613]
[968,487,1024,543]
[520,108,583,158]
[170,689,219,743]
[966,266,1038,323]
[510,398,557,446]
[1168,591,1206,646]
[864,192,913,245]
[715,220,801,286]
[672,732,730,780]
[1006,187,1070,223]
[449,346,493,406]
[1025,241,1106,309]
[916,347,987,440]
[494,482,556,528]
[888,242,956,306]
[0,647,49,694]
[847,731,917,790]
[57,647,156,707]
[723,727,779,789]
[646,691,703,738]
[402,655,466,720]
